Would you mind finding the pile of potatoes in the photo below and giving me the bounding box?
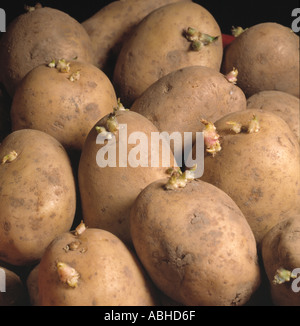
[0,0,299,307]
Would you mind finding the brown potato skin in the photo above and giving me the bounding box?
[131,65,246,157]
[130,178,261,306]
[113,1,223,107]
[0,6,95,97]
[0,129,76,266]
[78,110,174,246]
[247,90,299,142]
[262,215,300,306]
[82,0,191,78]
[11,61,118,151]
[200,109,300,246]
[38,228,159,306]
[222,23,299,98]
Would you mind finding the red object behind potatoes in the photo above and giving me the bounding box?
[222,34,235,48]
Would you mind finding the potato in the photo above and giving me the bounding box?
[130,177,261,306]
[38,222,159,306]
[78,109,175,246]
[0,129,76,266]
[222,23,299,98]
[82,0,191,78]
[11,60,118,152]
[0,4,95,97]
[113,1,223,106]
[247,90,299,142]
[199,109,300,246]
[0,266,27,306]
[130,65,246,159]
[261,215,300,306]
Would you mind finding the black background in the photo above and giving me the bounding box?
[1,0,299,35]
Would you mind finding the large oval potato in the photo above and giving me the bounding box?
[11,60,118,151]
[0,5,95,97]
[246,90,299,142]
[131,65,246,159]
[82,0,191,78]
[78,109,175,246]
[262,215,300,306]
[38,223,159,306]
[130,178,261,306]
[199,109,300,246]
[0,129,76,266]
[222,23,299,98]
[113,1,223,106]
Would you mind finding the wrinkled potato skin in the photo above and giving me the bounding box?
[11,61,118,151]
[0,130,76,266]
[131,65,246,157]
[130,179,261,306]
[222,23,299,98]
[113,1,223,106]
[0,6,95,97]
[38,228,159,306]
[200,109,300,246]
[247,90,299,141]
[78,110,174,246]
[262,215,300,306]
[82,0,191,77]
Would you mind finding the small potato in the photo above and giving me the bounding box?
[0,5,95,97]
[247,90,299,141]
[131,65,246,159]
[11,60,118,151]
[262,215,300,306]
[130,177,261,306]
[222,23,299,98]
[113,1,223,106]
[0,129,76,266]
[38,223,159,306]
[82,0,191,77]
[199,109,300,246]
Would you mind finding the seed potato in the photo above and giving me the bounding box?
[11,60,118,151]
[130,177,261,306]
[0,0,298,307]
[82,0,191,78]
[246,90,300,142]
[0,129,76,266]
[131,65,246,159]
[261,215,300,306]
[38,223,159,306]
[113,1,223,106]
[78,109,175,246]
[222,23,299,98]
[199,109,300,246]
[0,4,95,97]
